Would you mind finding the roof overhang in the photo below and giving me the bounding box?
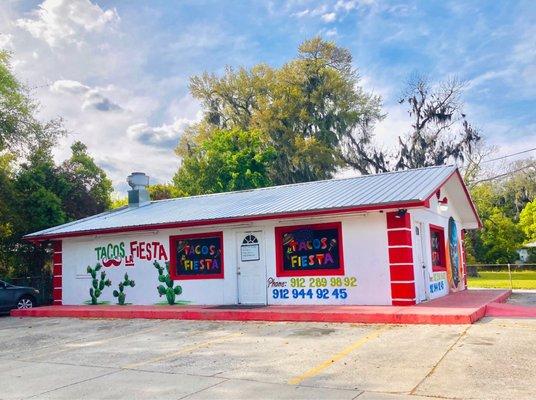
[424,168,482,229]
[25,199,428,242]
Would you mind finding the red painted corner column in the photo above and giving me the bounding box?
[386,212,416,306]
[52,241,63,305]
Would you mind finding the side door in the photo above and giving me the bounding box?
[236,231,267,305]
[412,222,430,302]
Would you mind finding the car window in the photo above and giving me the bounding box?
[0,281,5,289]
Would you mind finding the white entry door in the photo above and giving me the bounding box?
[237,231,267,304]
[412,222,429,302]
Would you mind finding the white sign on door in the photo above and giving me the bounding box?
[241,244,260,261]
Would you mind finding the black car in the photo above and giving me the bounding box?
[0,280,39,311]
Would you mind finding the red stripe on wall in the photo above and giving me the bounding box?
[388,247,414,264]
[386,212,416,306]
[52,240,62,305]
[53,241,62,252]
[387,229,412,246]
[391,282,416,299]
[386,212,411,229]
[52,276,62,288]
[53,264,62,276]
[53,252,62,264]
[390,264,415,281]
[52,288,62,301]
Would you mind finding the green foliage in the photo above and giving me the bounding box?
[110,196,128,209]
[148,184,186,200]
[519,199,536,242]
[479,208,524,263]
[179,37,383,187]
[0,141,113,278]
[0,51,112,280]
[0,50,64,154]
[154,261,182,305]
[112,273,135,305]
[57,141,113,219]
[465,183,525,264]
[87,263,112,305]
[174,128,275,195]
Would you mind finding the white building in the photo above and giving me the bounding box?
[25,165,481,307]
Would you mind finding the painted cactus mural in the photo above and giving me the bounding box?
[87,263,112,304]
[154,260,182,305]
[113,273,135,305]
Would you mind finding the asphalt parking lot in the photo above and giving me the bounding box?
[0,316,534,400]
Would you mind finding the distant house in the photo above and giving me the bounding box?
[517,241,536,263]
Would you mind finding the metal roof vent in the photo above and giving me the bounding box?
[127,172,150,207]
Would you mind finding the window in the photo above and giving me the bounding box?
[429,225,446,272]
[275,222,344,277]
[242,234,258,244]
[169,231,224,280]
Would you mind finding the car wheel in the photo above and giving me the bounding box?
[17,296,34,309]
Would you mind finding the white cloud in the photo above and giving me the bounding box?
[126,118,193,150]
[321,12,337,23]
[0,33,13,48]
[16,0,118,47]
[51,79,90,94]
[293,9,310,18]
[82,89,122,112]
[335,0,376,12]
[324,28,338,37]
[50,79,122,112]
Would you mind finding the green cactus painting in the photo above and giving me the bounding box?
[87,263,112,304]
[153,260,182,305]
[113,273,135,305]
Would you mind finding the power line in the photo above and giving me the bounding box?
[474,162,536,184]
[481,146,536,164]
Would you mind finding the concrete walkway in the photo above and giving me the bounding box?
[1,316,535,399]
[12,289,511,324]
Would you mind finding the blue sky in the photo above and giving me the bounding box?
[0,0,534,192]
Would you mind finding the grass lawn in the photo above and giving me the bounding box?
[468,271,536,289]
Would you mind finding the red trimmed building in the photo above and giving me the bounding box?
[26,165,480,307]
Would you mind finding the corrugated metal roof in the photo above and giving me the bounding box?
[26,165,457,239]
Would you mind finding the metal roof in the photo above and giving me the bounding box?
[26,165,460,239]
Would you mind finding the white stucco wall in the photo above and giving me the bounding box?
[61,212,393,306]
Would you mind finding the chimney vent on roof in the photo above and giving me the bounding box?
[127,172,150,207]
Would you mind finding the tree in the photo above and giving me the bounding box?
[0,50,64,154]
[174,128,275,195]
[465,183,525,264]
[148,184,185,201]
[520,199,536,242]
[14,145,66,234]
[499,160,536,219]
[182,37,384,185]
[395,75,481,170]
[58,141,112,220]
